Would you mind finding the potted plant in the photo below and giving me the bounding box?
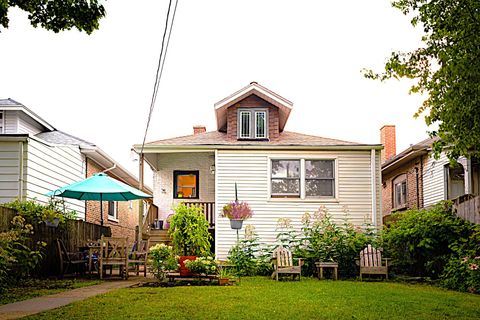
[169,203,212,276]
[184,256,219,276]
[221,201,253,230]
[42,207,64,227]
[218,267,231,286]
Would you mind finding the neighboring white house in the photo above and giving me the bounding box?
[0,99,149,232]
[134,82,383,258]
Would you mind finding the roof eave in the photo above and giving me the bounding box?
[382,148,428,175]
[0,105,55,131]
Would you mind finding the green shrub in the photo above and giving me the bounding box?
[148,244,178,281]
[184,256,219,275]
[382,201,474,278]
[441,254,480,293]
[0,216,45,293]
[4,199,77,226]
[169,203,212,256]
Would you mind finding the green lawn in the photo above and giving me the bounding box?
[0,279,101,305]
[27,277,480,320]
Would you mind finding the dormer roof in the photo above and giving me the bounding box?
[214,82,293,132]
[0,98,55,131]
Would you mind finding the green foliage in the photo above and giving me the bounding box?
[382,201,477,278]
[0,215,45,293]
[365,0,480,160]
[441,254,480,294]
[184,256,219,275]
[0,0,106,34]
[3,199,77,226]
[168,203,212,256]
[148,244,178,281]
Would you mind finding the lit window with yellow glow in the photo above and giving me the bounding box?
[173,171,199,199]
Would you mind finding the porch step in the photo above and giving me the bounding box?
[145,229,172,248]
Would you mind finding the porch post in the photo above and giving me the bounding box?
[138,153,145,243]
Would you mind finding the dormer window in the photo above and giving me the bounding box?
[238,109,267,139]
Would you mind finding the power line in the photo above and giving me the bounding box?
[140,0,179,155]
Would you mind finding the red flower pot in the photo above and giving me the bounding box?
[179,256,197,276]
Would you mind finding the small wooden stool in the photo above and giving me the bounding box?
[315,261,338,280]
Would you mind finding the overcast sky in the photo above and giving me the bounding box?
[0,0,429,184]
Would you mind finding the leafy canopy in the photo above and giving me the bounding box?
[365,0,480,160]
[0,0,106,34]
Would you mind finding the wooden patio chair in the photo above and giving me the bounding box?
[98,235,129,280]
[55,239,86,277]
[128,239,150,277]
[358,244,389,280]
[271,245,303,281]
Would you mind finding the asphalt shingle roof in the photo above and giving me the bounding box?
[35,130,95,147]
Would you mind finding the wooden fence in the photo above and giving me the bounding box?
[454,195,480,224]
[0,206,111,276]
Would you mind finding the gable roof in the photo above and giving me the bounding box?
[214,82,293,132]
[0,98,55,131]
[35,130,95,147]
[140,130,380,152]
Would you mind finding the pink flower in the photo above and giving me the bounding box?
[468,263,478,270]
[461,256,469,263]
[475,256,480,260]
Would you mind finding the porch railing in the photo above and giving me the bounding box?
[184,201,215,228]
[453,194,480,224]
[142,201,159,235]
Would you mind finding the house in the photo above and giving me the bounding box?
[380,125,480,219]
[0,98,151,239]
[133,82,383,258]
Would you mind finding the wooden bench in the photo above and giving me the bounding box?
[271,246,302,281]
[315,261,338,280]
[359,244,389,280]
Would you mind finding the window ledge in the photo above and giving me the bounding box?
[108,217,119,223]
[268,197,339,203]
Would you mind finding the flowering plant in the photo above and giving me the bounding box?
[149,243,178,281]
[441,254,480,293]
[184,256,219,275]
[221,201,253,221]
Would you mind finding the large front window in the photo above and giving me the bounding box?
[271,159,336,198]
[174,170,199,199]
[238,109,267,139]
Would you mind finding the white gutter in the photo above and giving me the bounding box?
[370,148,377,227]
[18,141,24,200]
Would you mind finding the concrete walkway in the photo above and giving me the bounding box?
[0,279,143,320]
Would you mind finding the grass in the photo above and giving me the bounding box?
[0,279,101,305]
[25,277,480,320]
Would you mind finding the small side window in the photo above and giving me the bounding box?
[174,170,199,199]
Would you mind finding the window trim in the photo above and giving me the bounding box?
[237,108,268,140]
[268,157,338,201]
[173,170,200,199]
[107,201,119,222]
[392,174,407,210]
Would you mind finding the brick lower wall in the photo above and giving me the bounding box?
[85,158,140,240]
[382,155,427,216]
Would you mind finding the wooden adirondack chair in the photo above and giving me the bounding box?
[128,239,150,277]
[98,236,129,280]
[359,244,389,280]
[271,246,302,281]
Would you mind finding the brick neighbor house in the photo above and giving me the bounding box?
[0,98,151,239]
[134,82,383,259]
[380,125,480,220]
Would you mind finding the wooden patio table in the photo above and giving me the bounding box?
[315,261,338,280]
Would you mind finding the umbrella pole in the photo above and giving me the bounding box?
[100,194,104,226]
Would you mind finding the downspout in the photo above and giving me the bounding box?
[102,163,117,173]
[370,149,377,227]
[415,167,420,208]
[18,141,24,200]
[420,156,424,208]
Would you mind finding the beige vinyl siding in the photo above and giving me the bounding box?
[0,141,26,203]
[423,152,448,207]
[215,149,381,259]
[3,111,18,133]
[153,152,215,219]
[17,112,44,135]
[25,138,86,218]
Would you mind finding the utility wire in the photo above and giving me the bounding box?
[140,0,179,155]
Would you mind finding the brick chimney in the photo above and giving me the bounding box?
[380,125,396,162]
[193,125,206,135]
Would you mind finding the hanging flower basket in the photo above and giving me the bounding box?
[221,201,253,230]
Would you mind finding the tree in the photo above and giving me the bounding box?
[365,0,480,160]
[0,0,106,34]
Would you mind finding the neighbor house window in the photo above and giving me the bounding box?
[271,160,301,197]
[271,159,336,199]
[238,109,267,139]
[393,174,407,209]
[445,163,465,200]
[174,170,199,199]
[0,111,4,134]
[305,160,335,197]
[108,201,118,220]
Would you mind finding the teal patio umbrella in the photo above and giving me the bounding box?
[47,173,152,226]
